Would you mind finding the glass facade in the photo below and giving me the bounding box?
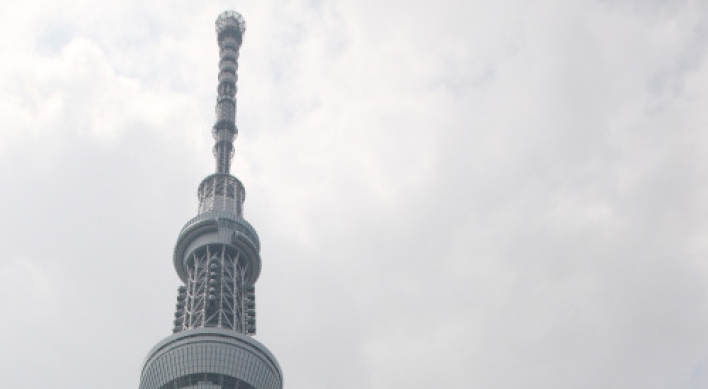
[158,373,254,389]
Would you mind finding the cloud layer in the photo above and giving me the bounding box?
[1,1,708,388]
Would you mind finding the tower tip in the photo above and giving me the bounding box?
[216,11,246,36]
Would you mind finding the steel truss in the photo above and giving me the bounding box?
[174,244,256,334]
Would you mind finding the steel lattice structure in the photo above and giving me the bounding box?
[139,11,283,389]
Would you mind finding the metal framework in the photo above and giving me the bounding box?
[198,174,246,216]
[173,245,254,333]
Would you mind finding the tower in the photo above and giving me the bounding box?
[138,11,283,389]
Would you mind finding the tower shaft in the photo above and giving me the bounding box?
[139,11,282,389]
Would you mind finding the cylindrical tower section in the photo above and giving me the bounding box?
[172,213,261,335]
[212,11,245,175]
[197,173,245,216]
[139,328,282,389]
[172,243,257,335]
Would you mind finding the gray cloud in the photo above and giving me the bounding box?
[1,1,708,389]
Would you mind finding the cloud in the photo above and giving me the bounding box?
[1,1,708,389]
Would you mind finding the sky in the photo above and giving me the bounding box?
[1,0,708,388]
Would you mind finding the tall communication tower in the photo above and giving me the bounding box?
[138,11,283,389]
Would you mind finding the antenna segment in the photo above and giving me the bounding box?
[213,11,245,175]
[196,11,247,218]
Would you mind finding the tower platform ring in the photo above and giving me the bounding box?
[174,213,262,285]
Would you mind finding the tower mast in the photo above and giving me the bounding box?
[213,11,243,175]
[138,11,283,389]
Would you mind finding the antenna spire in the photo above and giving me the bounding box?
[194,11,248,218]
[213,11,246,174]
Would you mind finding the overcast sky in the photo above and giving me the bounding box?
[1,0,708,388]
